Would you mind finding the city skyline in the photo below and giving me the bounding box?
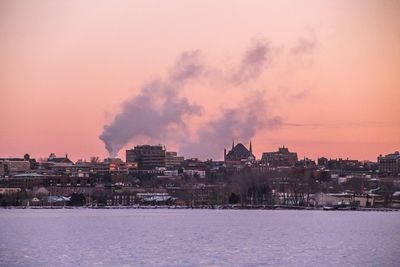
[1,1,400,162]
[0,142,398,164]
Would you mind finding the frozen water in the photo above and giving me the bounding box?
[0,209,399,266]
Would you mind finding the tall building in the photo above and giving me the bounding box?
[378,151,400,173]
[261,146,298,167]
[126,145,166,170]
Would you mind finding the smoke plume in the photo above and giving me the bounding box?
[100,37,313,159]
[290,30,317,56]
[179,92,281,159]
[231,40,271,84]
[99,51,203,156]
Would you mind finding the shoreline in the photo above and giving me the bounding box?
[1,205,398,212]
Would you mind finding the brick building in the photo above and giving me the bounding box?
[261,146,298,167]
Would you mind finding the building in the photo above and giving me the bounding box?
[224,141,255,163]
[23,154,39,169]
[47,153,73,165]
[126,145,166,170]
[261,146,298,167]
[0,154,39,176]
[136,192,175,205]
[38,154,74,175]
[8,173,47,189]
[378,151,400,174]
[297,157,316,168]
[317,157,328,166]
[110,190,136,206]
[0,188,21,195]
[325,158,361,171]
[6,160,31,174]
[165,151,184,168]
[181,158,208,171]
[0,161,6,176]
[105,158,128,175]
[0,159,31,175]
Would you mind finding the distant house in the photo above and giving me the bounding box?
[46,196,70,206]
[30,197,41,206]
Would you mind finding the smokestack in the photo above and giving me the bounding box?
[224,149,227,162]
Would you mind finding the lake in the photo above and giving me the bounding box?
[0,209,399,266]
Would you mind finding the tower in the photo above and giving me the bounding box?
[249,140,253,154]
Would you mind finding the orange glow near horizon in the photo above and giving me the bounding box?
[0,0,399,162]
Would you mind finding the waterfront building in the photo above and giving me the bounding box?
[7,173,46,189]
[111,193,136,206]
[136,192,175,205]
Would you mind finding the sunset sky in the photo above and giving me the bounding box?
[1,0,399,162]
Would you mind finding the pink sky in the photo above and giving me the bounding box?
[1,0,399,162]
